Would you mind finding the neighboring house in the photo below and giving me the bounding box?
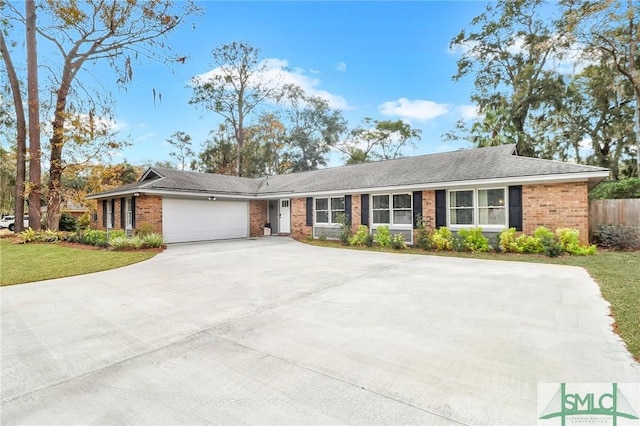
[86,145,609,244]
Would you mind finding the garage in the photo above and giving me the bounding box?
[162,198,249,243]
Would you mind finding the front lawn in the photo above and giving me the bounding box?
[306,239,640,362]
[0,239,158,286]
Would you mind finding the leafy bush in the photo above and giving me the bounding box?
[589,178,640,199]
[430,227,453,251]
[555,228,596,255]
[534,227,563,257]
[77,212,91,230]
[457,227,490,252]
[143,233,164,248]
[375,226,392,247]
[592,224,640,250]
[17,229,65,244]
[58,212,78,232]
[451,236,466,252]
[349,225,371,246]
[334,213,352,245]
[390,233,406,250]
[514,234,542,253]
[499,228,518,252]
[108,236,130,250]
[414,216,431,250]
[82,230,108,247]
[136,223,155,237]
[129,236,145,250]
[533,226,554,241]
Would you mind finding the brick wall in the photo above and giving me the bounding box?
[291,197,312,240]
[523,182,589,244]
[249,200,268,237]
[413,190,436,243]
[350,193,361,233]
[134,195,163,234]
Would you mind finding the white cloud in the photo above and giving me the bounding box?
[457,104,480,121]
[335,61,347,72]
[134,132,155,142]
[194,58,350,110]
[378,98,450,122]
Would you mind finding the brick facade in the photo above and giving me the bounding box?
[249,200,268,237]
[92,195,162,234]
[350,193,362,233]
[291,197,312,240]
[413,190,436,243]
[522,182,589,244]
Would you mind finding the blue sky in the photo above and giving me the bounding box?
[7,1,491,168]
[109,1,490,167]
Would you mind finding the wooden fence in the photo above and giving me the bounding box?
[589,198,640,233]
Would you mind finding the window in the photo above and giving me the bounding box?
[372,195,390,224]
[106,199,114,229]
[315,197,345,224]
[478,189,505,226]
[125,198,133,229]
[449,190,474,225]
[448,188,507,228]
[372,193,412,225]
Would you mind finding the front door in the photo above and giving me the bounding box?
[279,199,291,233]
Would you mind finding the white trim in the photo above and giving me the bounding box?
[313,196,345,226]
[447,187,509,230]
[370,192,413,229]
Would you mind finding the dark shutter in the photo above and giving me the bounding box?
[435,190,446,228]
[131,197,136,229]
[102,200,107,228]
[412,191,423,229]
[344,195,352,224]
[110,199,116,228]
[361,194,369,227]
[120,198,125,228]
[508,185,523,231]
[306,197,313,226]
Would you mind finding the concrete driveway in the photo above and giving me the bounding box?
[1,238,638,425]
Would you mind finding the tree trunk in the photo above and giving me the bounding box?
[0,33,26,232]
[26,0,42,230]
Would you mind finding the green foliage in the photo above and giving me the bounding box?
[500,228,541,253]
[108,236,130,250]
[77,212,91,230]
[349,225,371,246]
[136,224,154,237]
[555,226,596,255]
[592,224,640,250]
[318,234,327,241]
[589,178,640,199]
[17,229,65,244]
[129,236,145,250]
[534,227,563,257]
[58,212,78,232]
[142,233,164,248]
[334,213,352,245]
[374,226,392,247]
[457,227,490,252]
[430,227,453,251]
[390,233,406,250]
[451,236,467,252]
[414,215,432,250]
[499,228,518,252]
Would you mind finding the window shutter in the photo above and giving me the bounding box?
[412,191,423,229]
[435,190,446,228]
[110,199,116,228]
[102,200,107,228]
[508,185,523,231]
[360,194,369,227]
[131,197,136,229]
[306,197,313,226]
[120,198,125,228]
[344,195,352,224]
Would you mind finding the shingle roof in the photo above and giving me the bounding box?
[87,144,609,199]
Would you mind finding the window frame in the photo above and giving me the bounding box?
[371,192,413,227]
[447,187,508,230]
[314,196,346,226]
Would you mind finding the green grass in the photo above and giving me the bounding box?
[0,239,158,286]
[306,239,640,361]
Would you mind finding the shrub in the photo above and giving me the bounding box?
[451,236,466,252]
[415,216,431,250]
[17,228,37,243]
[592,224,640,250]
[77,212,91,230]
[349,225,371,246]
[58,212,78,232]
[514,234,542,253]
[556,227,596,255]
[457,227,490,252]
[390,233,406,250]
[589,178,640,199]
[136,223,154,237]
[430,227,453,251]
[499,228,518,252]
[533,227,563,257]
[17,229,64,244]
[335,213,352,245]
[375,226,392,247]
[318,234,327,241]
[143,233,164,248]
[129,236,145,250]
[108,236,130,250]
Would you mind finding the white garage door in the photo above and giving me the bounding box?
[162,198,249,243]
